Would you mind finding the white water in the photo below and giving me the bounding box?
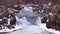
[0,16,53,34]
[0,5,59,34]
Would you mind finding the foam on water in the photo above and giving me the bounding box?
[0,5,59,34]
[0,16,30,32]
[36,17,60,34]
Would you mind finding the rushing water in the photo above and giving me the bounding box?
[0,16,54,34]
[0,6,54,34]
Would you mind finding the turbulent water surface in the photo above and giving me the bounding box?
[0,26,53,34]
[0,6,54,34]
[0,16,54,34]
